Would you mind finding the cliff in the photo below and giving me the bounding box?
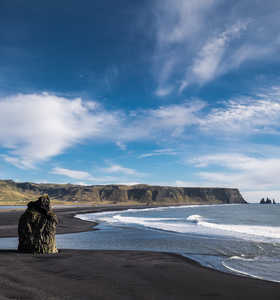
[0,180,246,205]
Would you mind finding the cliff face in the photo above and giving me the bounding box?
[0,180,247,205]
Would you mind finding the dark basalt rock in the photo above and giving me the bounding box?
[18,194,58,254]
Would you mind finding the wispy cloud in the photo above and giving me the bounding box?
[138,149,177,159]
[51,166,129,184]
[153,0,218,94]
[51,167,93,180]
[175,180,212,188]
[189,152,280,201]
[115,141,127,150]
[102,164,142,176]
[201,87,280,135]
[1,155,34,169]
[119,101,205,141]
[155,86,174,97]
[181,21,249,89]
[153,0,280,93]
[155,0,217,45]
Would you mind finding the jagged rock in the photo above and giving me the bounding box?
[18,195,58,254]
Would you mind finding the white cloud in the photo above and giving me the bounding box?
[189,153,280,202]
[125,86,280,141]
[187,22,249,85]
[104,102,199,144]
[138,148,177,159]
[117,182,141,186]
[1,155,34,169]
[153,1,280,92]
[175,180,208,188]
[51,167,132,184]
[201,88,280,135]
[51,167,93,180]
[3,87,280,173]
[0,93,205,169]
[121,101,205,141]
[116,141,127,150]
[155,86,173,97]
[0,93,210,169]
[0,93,120,168]
[190,153,260,170]
[154,0,218,93]
[155,0,217,45]
[102,164,141,176]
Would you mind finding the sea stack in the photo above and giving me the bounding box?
[18,194,58,254]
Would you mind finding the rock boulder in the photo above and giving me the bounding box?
[18,194,58,254]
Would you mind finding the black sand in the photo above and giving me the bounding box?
[0,206,279,299]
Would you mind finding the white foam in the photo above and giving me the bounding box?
[76,205,280,241]
[100,215,190,233]
[75,210,118,221]
[186,214,203,223]
[91,214,197,233]
[118,203,239,215]
[228,256,256,262]
[222,257,280,283]
[185,214,280,240]
[198,220,280,240]
[113,215,178,223]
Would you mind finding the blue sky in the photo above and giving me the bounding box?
[1,0,280,202]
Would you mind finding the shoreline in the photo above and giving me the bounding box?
[0,203,213,237]
[0,204,155,237]
[0,204,279,299]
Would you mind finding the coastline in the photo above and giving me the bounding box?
[0,204,279,299]
[0,204,167,237]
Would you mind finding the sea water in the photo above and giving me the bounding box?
[1,204,280,283]
[74,204,280,283]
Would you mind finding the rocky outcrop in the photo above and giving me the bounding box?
[0,179,247,205]
[260,197,276,204]
[18,195,58,254]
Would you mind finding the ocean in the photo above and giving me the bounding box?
[73,203,280,283]
[1,203,279,283]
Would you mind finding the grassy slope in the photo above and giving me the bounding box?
[0,181,73,205]
[0,181,136,205]
[0,181,36,204]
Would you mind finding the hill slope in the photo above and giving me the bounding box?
[0,180,246,205]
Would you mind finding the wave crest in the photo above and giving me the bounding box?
[186,214,203,223]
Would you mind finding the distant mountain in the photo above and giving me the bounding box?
[0,179,247,205]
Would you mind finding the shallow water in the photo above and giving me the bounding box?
[0,206,25,210]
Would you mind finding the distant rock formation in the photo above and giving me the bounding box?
[260,197,276,204]
[18,195,58,254]
[260,198,265,204]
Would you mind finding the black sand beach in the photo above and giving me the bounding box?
[0,206,279,299]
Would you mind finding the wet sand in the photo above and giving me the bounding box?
[0,205,279,299]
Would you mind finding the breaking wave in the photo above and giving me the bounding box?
[186,214,280,240]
